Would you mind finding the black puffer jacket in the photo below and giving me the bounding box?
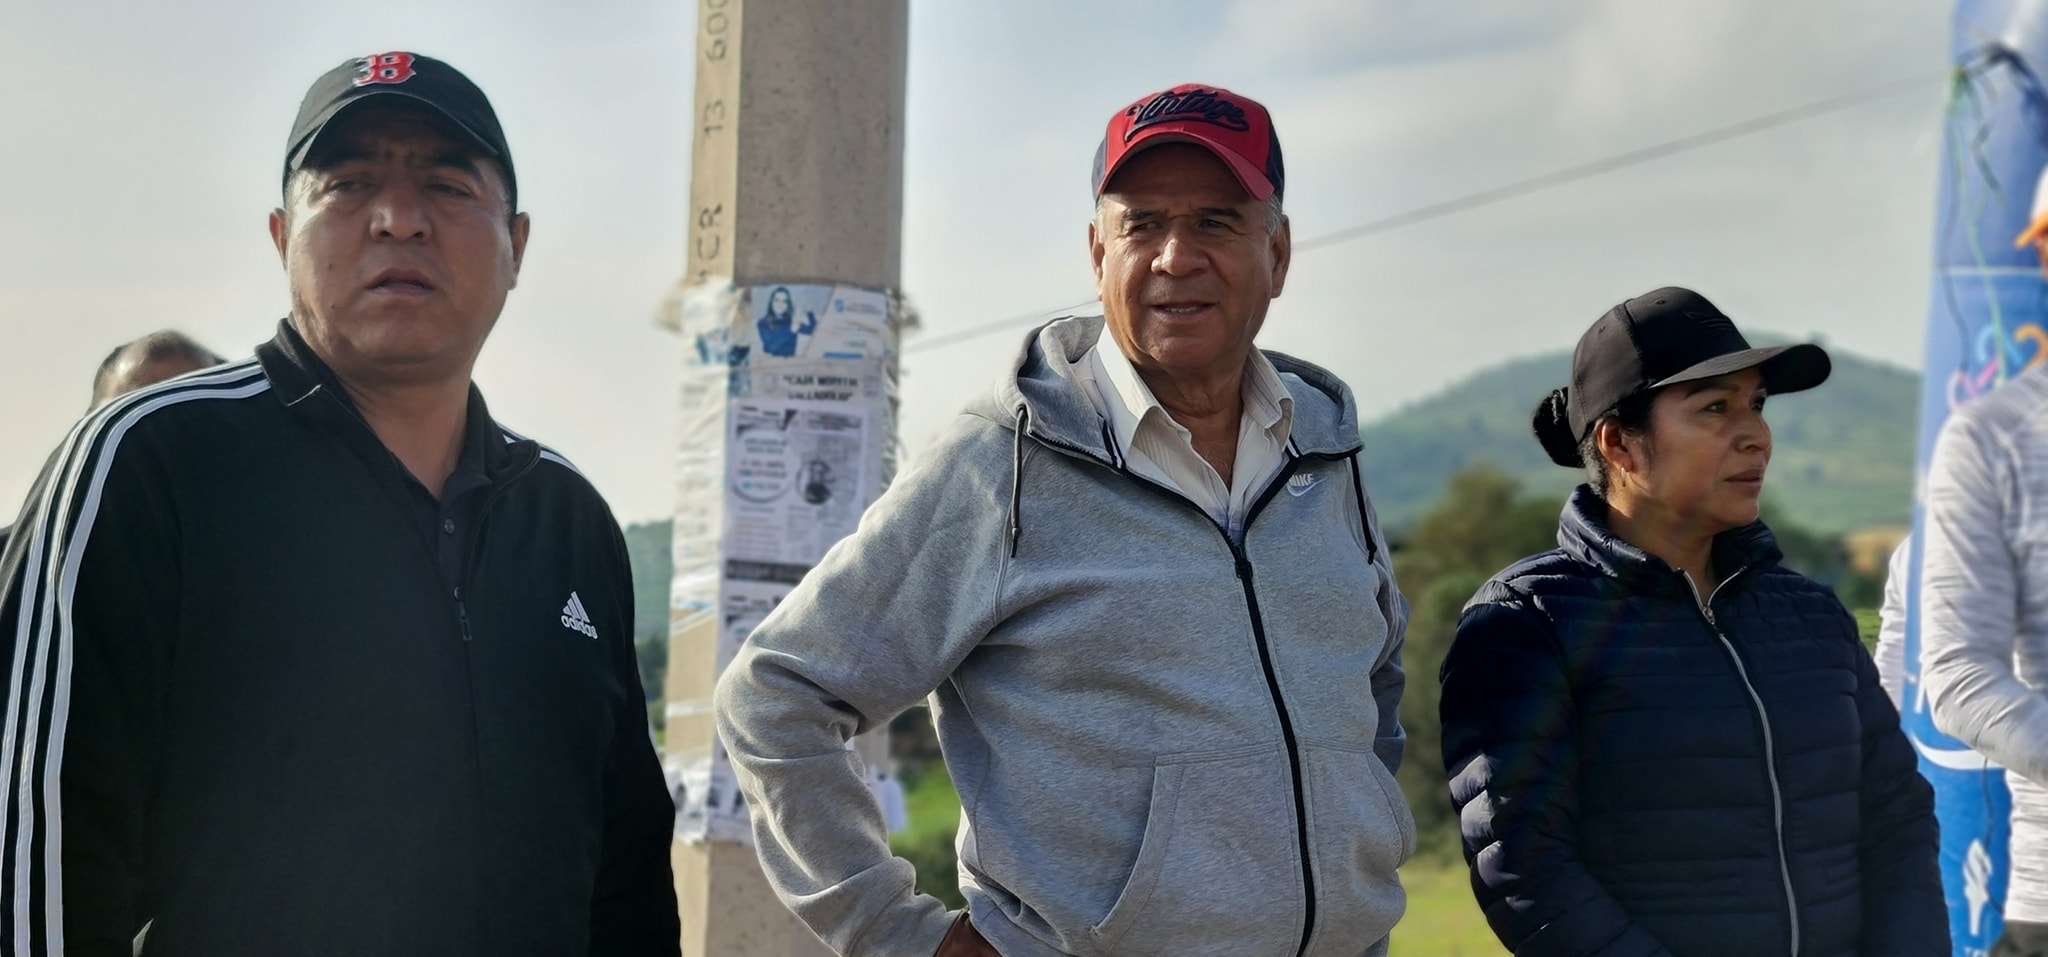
[1439,487,1944,956]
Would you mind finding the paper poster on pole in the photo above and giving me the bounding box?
[670,279,906,845]
[670,742,754,844]
[671,580,790,845]
[727,283,893,365]
[725,399,869,568]
[715,580,790,677]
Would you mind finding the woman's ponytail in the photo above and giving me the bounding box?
[1532,388,1584,468]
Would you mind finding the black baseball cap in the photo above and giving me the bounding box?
[1536,286,1832,467]
[283,52,515,210]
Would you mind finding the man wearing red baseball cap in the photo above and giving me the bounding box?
[719,84,1412,957]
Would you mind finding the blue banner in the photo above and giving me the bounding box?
[1910,2,2048,952]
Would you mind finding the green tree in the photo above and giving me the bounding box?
[621,520,676,729]
[1759,498,1840,583]
[1396,569,1492,859]
[1389,464,1558,861]
[1393,465,1560,589]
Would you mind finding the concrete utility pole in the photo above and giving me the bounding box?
[662,1,909,954]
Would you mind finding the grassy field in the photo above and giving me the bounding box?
[890,764,1502,953]
[1391,860,1503,955]
[889,764,968,908]
[1854,607,1881,649]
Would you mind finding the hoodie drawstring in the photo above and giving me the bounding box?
[1009,405,1030,557]
[1347,452,1381,566]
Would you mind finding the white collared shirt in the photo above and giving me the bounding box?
[1075,337,1295,539]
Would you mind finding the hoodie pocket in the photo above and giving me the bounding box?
[1090,746,1304,956]
[1298,743,1413,951]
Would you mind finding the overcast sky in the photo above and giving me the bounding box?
[0,0,1951,524]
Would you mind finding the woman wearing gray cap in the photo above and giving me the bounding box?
[1437,287,1946,955]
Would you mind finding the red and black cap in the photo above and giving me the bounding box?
[1535,286,1832,467]
[1093,83,1284,201]
[283,51,515,209]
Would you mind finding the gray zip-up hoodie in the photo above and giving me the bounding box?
[715,317,1414,957]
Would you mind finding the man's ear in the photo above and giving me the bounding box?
[268,209,289,264]
[1268,213,1291,299]
[508,212,532,286]
[1088,219,1105,284]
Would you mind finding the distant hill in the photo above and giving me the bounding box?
[1358,336,1920,536]
[623,520,673,643]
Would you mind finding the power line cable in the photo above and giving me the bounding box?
[903,70,1946,355]
[904,298,1102,354]
[1293,70,1943,253]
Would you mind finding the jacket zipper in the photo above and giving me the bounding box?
[1027,427,1328,957]
[450,457,538,641]
[313,385,539,642]
[1228,536,1317,957]
[447,466,531,949]
[1684,570,1799,957]
[314,383,537,945]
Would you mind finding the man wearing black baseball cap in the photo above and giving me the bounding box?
[719,83,1414,956]
[0,52,678,955]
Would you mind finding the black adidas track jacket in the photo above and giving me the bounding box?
[0,323,679,956]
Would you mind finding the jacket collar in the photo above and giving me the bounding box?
[1089,333,1294,457]
[256,318,534,479]
[995,314,1362,460]
[1556,485,1783,594]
